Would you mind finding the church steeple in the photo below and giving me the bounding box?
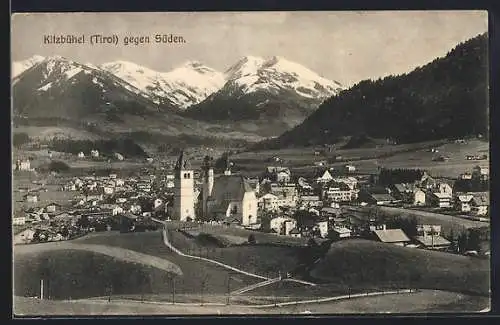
[175,150,191,172]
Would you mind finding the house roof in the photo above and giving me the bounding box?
[370,193,396,202]
[289,228,300,234]
[266,166,290,174]
[333,227,351,234]
[373,229,410,243]
[433,192,452,199]
[414,235,451,247]
[471,192,489,206]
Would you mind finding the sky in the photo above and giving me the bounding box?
[11,11,487,86]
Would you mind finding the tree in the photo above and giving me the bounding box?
[247,234,256,244]
[466,228,481,252]
[13,132,30,147]
[457,232,468,253]
[77,215,90,229]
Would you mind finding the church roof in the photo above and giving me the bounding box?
[209,175,253,203]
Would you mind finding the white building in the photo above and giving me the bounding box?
[91,149,99,158]
[173,151,195,222]
[258,193,279,212]
[414,189,426,206]
[456,194,474,213]
[12,215,26,226]
[270,216,297,236]
[345,164,356,173]
[16,159,31,171]
[77,152,85,158]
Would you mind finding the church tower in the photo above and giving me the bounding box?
[202,156,214,218]
[173,151,195,221]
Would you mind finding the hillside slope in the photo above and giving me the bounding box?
[264,33,488,148]
[310,239,490,296]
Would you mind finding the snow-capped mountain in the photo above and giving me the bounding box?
[224,55,343,98]
[12,55,45,78]
[12,56,165,120]
[100,60,225,109]
[183,56,344,134]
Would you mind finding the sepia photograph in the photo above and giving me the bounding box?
[11,11,490,316]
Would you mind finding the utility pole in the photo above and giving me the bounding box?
[172,276,176,305]
[226,275,231,305]
[40,279,44,300]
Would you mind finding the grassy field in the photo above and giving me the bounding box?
[310,239,490,296]
[233,139,488,178]
[13,289,489,315]
[74,231,260,294]
[167,221,309,246]
[13,249,179,300]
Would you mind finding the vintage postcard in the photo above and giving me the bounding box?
[11,11,490,316]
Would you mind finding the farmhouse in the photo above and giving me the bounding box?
[359,191,398,206]
[470,192,489,216]
[77,152,85,158]
[414,224,451,250]
[269,183,298,207]
[24,193,39,203]
[299,195,322,208]
[372,226,410,246]
[91,149,99,158]
[45,203,62,213]
[289,228,301,238]
[315,217,329,238]
[430,192,452,208]
[345,164,356,173]
[456,194,474,213]
[13,214,26,226]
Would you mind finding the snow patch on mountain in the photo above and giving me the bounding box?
[12,55,45,78]
[224,55,344,99]
[100,60,225,109]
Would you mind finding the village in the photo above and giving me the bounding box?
[12,148,490,257]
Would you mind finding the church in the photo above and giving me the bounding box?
[202,155,258,226]
[171,151,258,226]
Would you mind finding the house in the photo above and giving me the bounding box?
[265,166,291,183]
[270,216,297,236]
[14,228,36,245]
[460,173,473,180]
[289,228,301,238]
[270,183,298,208]
[91,149,99,158]
[430,192,452,208]
[345,164,356,173]
[321,206,339,218]
[332,177,358,190]
[25,193,39,203]
[331,227,352,240]
[359,190,398,206]
[299,195,322,208]
[45,203,62,213]
[372,228,410,246]
[315,217,329,238]
[470,192,489,216]
[114,153,125,161]
[258,193,279,212]
[417,172,437,189]
[153,198,164,209]
[437,182,453,197]
[315,168,334,183]
[77,152,85,158]
[246,177,261,194]
[103,186,114,195]
[456,194,474,213]
[472,165,489,180]
[16,159,31,171]
[414,189,426,206]
[323,181,357,202]
[390,183,415,202]
[13,215,26,226]
[414,224,451,250]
